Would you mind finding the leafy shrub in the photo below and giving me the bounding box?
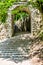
[13,12,29,21]
[0,0,20,23]
[12,6,29,22]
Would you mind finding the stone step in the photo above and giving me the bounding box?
[0,37,31,62]
[0,48,29,61]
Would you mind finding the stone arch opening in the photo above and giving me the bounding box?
[6,3,42,38]
[11,7,31,36]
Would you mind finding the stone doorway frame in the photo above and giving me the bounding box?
[12,6,31,36]
[6,3,32,37]
[6,2,42,38]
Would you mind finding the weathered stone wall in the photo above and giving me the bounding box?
[6,2,43,38]
[6,2,27,37]
[29,5,43,36]
[0,22,8,41]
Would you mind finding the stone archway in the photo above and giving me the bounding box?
[6,3,42,38]
[6,3,31,37]
[11,7,31,36]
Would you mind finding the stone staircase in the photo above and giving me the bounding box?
[0,36,31,62]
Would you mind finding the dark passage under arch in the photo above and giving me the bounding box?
[11,7,31,36]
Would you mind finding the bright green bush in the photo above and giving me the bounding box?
[0,0,21,23]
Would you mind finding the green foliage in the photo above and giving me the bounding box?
[12,5,27,14]
[39,32,43,40]
[0,0,20,23]
[32,0,43,12]
[12,5,29,21]
[27,0,43,12]
[0,0,43,23]
[36,0,43,12]
[14,12,29,21]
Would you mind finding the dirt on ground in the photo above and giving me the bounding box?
[29,38,43,65]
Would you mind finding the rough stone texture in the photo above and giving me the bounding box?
[0,23,8,41]
[29,5,43,36]
[6,2,43,38]
[6,2,27,37]
[0,2,43,40]
[0,34,43,65]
